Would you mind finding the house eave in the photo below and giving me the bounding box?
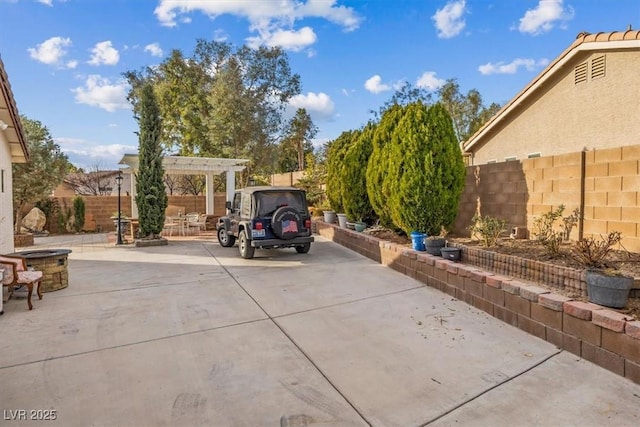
[463,36,640,154]
[1,56,28,163]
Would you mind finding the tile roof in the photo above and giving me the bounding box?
[463,29,640,153]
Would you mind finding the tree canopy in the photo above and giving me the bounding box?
[124,39,302,183]
[12,116,71,232]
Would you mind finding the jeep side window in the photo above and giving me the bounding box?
[241,193,251,217]
[232,193,241,212]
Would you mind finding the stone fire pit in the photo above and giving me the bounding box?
[9,249,72,292]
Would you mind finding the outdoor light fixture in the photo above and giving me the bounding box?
[248,176,256,186]
[115,170,124,245]
[0,120,8,131]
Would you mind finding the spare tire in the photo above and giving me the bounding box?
[271,206,303,240]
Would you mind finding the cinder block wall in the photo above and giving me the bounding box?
[42,194,227,233]
[453,144,640,252]
[271,171,304,186]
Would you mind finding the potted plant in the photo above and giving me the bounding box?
[440,241,462,261]
[425,235,447,256]
[354,219,366,232]
[572,231,634,308]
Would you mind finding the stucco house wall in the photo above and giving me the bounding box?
[0,131,14,253]
[471,50,640,165]
[1,56,29,255]
[464,30,640,165]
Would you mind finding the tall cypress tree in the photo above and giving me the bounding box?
[388,102,465,236]
[135,84,168,238]
[324,130,353,213]
[342,123,376,223]
[366,104,406,228]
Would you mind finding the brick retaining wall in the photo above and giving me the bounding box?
[315,220,640,385]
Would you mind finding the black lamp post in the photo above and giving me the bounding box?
[115,170,123,245]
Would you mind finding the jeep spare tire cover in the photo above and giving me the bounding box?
[272,206,302,240]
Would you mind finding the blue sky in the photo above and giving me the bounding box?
[0,0,638,170]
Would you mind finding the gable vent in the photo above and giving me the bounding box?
[591,55,606,79]
[574,62,587,84]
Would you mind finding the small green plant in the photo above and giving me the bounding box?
[469,214,506,247]
[572,231,622,270]
[533,205,566,257]
[72,196,85,233]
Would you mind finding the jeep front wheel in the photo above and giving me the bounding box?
[239,230,255,259]
[217,227,236,247]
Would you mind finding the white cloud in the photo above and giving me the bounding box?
[478,58,550,75]
[56,137,137,170]
[144,43,164,57]
[154,0,361,51]
[66,59,78,69]
[88,41,120,66]
[27,36,73,66]
[38,0,53,6]
[432,0,467,39]
[71,75,130,112]
[518,0,574,35]
[364,75,391,94]
[247,26,317,51]
[416,71,446,90]
[288,92,335,120]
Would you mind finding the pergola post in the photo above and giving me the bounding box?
[226,168,235,204]
[205,172,214,214]
[130,172,138,218]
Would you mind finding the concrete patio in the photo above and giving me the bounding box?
[1,232,639,426]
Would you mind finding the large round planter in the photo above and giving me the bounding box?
[323,210,336,224]
[336,213,348,228]
[425,237,446,256]
[586,269,633,308]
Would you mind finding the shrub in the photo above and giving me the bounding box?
[324,130,353,213]
[366,104,406,228]
[387,102,466,236]
[572,231,622,269]
[342,123,376,223]
[533,205,581,257]
[72,196,85,233]
[469,214,506,247]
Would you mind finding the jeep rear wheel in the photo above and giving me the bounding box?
[239,230,255,259]
[295,243,311,254]
[217,227,236,247]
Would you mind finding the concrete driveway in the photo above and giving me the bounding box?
[1,233,639,426]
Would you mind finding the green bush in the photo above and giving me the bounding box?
[469,214,506,247]
[324,130,353,213]
[72,196,85,233]
[387,102,466,236]
[366,104,406,228]
[341,123,376,223]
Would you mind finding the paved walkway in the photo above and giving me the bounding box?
[1,233,639,426]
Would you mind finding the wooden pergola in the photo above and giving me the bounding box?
[118,154,249,217]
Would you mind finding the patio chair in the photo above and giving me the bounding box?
[186,213,207,234]
[162,218,182,237]
[0,255,43,311]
